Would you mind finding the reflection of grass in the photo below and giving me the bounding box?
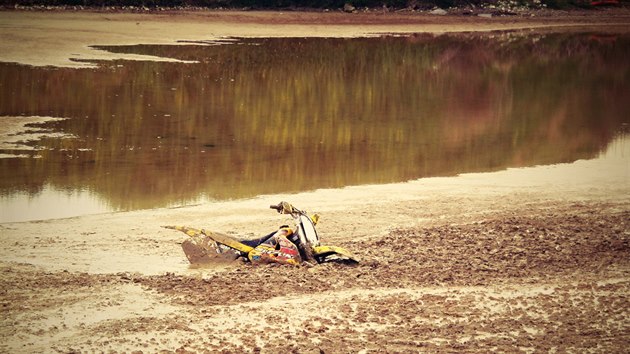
[0,32,628,210]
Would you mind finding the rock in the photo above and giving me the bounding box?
[343,3,356,13]
[478,13,493,18]
[430,8,448,15]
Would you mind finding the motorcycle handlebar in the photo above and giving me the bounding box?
[270,201,299,215]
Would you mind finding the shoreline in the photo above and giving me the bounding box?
[2,9,630,67]
[1,134,627,273]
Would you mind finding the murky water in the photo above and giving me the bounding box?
[1,30,629,222]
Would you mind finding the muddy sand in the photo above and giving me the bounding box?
[1,9,630,353]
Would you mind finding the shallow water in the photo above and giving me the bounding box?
[1,31,629,222]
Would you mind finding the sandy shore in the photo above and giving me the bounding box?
[2,9,630,67]
[1,9,629,353]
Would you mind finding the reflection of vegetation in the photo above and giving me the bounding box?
[0,32,628,210]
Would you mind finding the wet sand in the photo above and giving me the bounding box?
[1,9,629,353]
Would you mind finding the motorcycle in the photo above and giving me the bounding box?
[163,201,358,266]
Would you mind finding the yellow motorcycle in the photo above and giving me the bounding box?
[164,202,358,266]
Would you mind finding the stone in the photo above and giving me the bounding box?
[429,8,448,15]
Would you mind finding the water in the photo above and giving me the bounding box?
[1,31,629,222]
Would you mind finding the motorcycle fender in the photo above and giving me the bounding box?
[202,230,254,254]
[313,245,359,262]
[163,225,254,254]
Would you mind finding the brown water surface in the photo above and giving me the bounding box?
[0,31,628,222]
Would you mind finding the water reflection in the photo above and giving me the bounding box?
[0,31,629,221]
[0,185,111,222]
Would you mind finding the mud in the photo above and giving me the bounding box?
[1,202,628,353]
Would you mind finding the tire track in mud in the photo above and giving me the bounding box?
[128,203,629,352]
[138,203,629,306]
